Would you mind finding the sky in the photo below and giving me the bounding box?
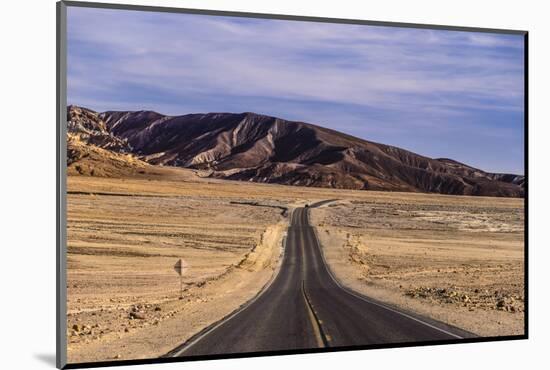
[67,7,525,174]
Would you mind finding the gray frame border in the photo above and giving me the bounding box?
[56,1,528,369]
[60,0,527,35]
[56,1,68,369]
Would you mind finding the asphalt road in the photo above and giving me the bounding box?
[168,201,473,357]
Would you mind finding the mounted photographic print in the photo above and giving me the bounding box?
[56,1,527,368]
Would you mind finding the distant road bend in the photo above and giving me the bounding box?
[167,201,473,357]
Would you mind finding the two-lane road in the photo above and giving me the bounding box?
[168,202,472,357]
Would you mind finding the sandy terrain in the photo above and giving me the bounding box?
[66,168,525,363]
[66,173,289,363]
[310,195,524,337]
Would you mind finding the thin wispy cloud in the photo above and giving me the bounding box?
[67,7,525,174]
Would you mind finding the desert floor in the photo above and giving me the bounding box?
[66,168,524,363]
[311,195,524,337]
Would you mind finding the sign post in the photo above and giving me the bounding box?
[174,258,188,299]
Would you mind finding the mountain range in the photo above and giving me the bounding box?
[67,105,524,197]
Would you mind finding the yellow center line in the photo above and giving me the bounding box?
[301,280,326,348]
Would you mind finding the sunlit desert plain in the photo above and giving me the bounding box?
[66,167,524,363]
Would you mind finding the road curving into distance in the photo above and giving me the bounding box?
[166,200,474,357]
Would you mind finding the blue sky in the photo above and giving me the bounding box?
[67,7,525,174]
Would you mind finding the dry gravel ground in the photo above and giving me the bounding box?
[66,169,525,363]
[310,194,524,337]
[66,173,289,363]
